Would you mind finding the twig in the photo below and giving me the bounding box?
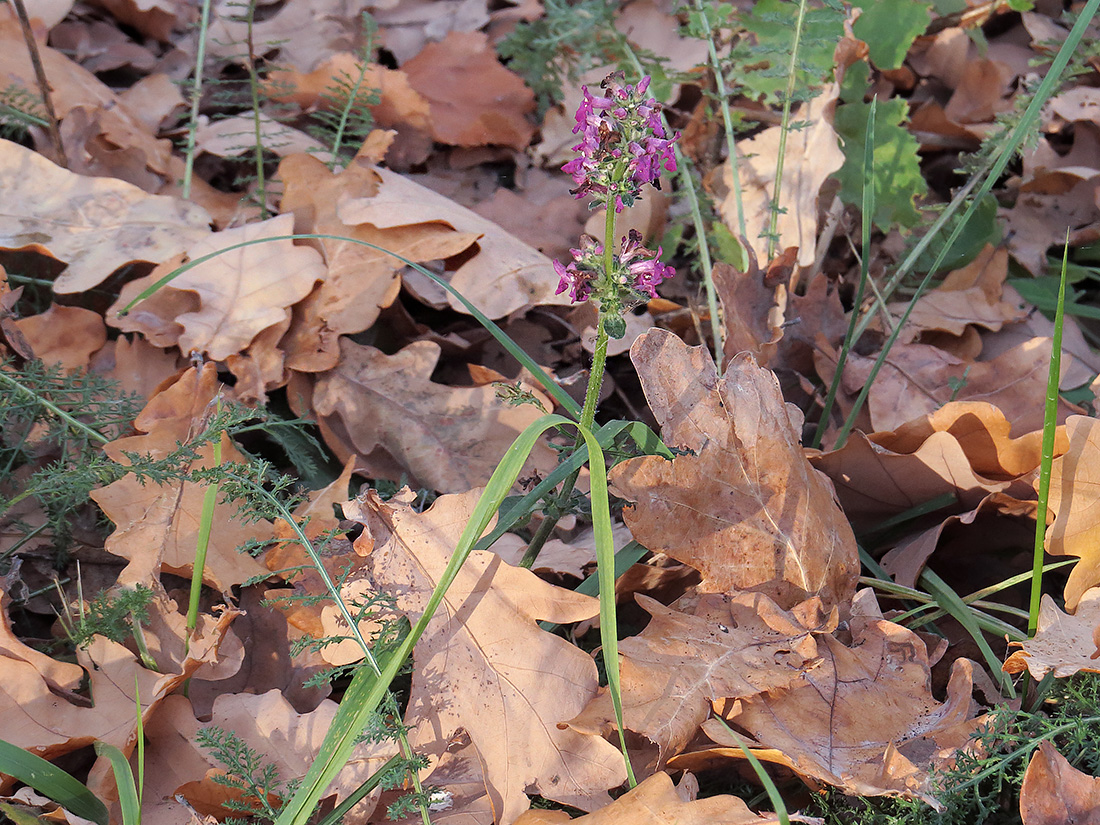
[10,0,66,167]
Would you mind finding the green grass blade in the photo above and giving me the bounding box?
[0,738,109,825]
[713,719,791,825]
[1030,237,1069,637]
[93,742,141,825]
[313,754,403,825]
[812,97,876,450]
[116,234,582,419]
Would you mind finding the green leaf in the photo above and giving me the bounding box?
[851,0,931,70]
[834,63,927,229]
[0,739,108,825]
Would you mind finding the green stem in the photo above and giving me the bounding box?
[522,194,616,568]
[767,0,809,260]
[181,0,212,199]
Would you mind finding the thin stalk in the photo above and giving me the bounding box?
[0,370,109,445]
[1030,238,1068,637]
[187,412,223,642]
[181,0,213,198]
[10,0,65,166]
[243,0,269,218]
[811,98,875,450]
[693,0,745,239]
[766,0,809,260]
[522,193,616,568]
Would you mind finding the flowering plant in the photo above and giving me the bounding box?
[553,72,679,339]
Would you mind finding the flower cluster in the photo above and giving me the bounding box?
[554,230,674,335]
[562,73,678,212]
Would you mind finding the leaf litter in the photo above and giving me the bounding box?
[3,1,1100,824]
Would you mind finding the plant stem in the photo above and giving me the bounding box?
[1030,239,1068,637]
[11,0,66,167]
[181,0,213,199]
[522,195,616,568]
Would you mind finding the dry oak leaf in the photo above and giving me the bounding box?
[843,338,1076,437]
[674,603,983,804]
[312,338,557,493]
[809,427,1013,536]
[610,329,859,610]
[567,593,826,764]
[141,213,323,361]
[277,151,477,372]
[0,7,174,181]
[1043,415,1100,610]
[886,244,1026,340]
[11,304,106,370]
[1020,740,1100,825]
[401,31,536,150]
[344,489,627,824]
[717,88,844,267]
[337,165,573,317]
[0,601,236,764]
[513,771,808,825]
[141,690,396,824]
[714,249,788,369]
[869,401,1067,480]
[0,139,210,293]
[1004,590,1100,680]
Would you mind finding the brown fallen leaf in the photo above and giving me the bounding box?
[714,250,788,368]
[113,213,324,362]
[1004,589,1100,680]
[843,338,1076,436]
[610,330,859,609]
[1020,741,1100,825]
[868,401,1066,480]
[311,338,557,493]
[401,31,536,150]
[673,595,983,804]
[344,489,627,824]
[12,304,106,370]
[91,365,271,593]
[715,88,844,267]
[0,139,211,293]
[568,593,827,763]
[336,165,574,318]
[277,150,477,372]
[809,427,1012,535]
[142,690,396,824]
[1043,415,1100,610]
[512,771,806,825]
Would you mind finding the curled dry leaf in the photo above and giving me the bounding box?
[610,330,859,610]
[713,249,788,368]
[311,338,558,493]
[112,213,324,362]
[512,771,808,825]
[1019,740,1100,825]
[567,593,829,764]
[843,338,1075,436]
[1043,415,1100,610]
[1004,589,1100,680]
[809,428,1013,536]
[673,600,983,805]
[337,165,574,318]
[344,490,628,824]
[277,151,477,372]
[0,139,211,293]
[868,401,1065,480]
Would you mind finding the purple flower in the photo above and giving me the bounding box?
[562,72,679,212]
[552,230,674,307]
